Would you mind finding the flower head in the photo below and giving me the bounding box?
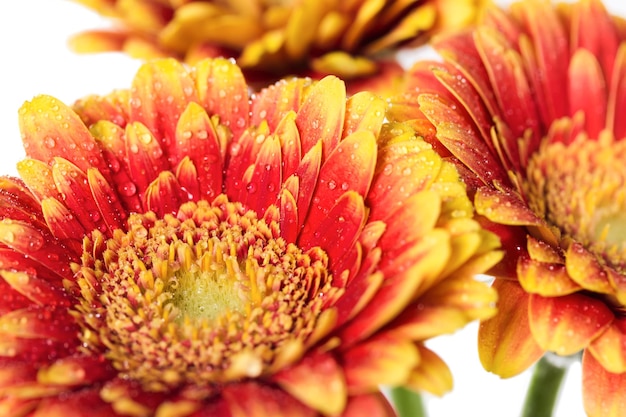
[0,57,500,416]
[390,0,626,415]
[68,0,485,91]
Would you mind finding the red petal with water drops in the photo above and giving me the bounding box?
[195,58,249,139]
[478,279,544,378]
[302,130,376,228]
[299,191,365,268]
[88,120,142,212]
[51,158,108,234]
[173,102,224,200]
[16,159,61,205]
[241,135,282,216]
[582,350,626,417]
[251,78,312,132]
[291,141,322,231]
[18,96,110,179]
[87,168,127,234]
[222,382,316,417]
[273,353,347,416]
[130,59,196,153]
[0,219,77,277]
[143,172,186,217]
[518,256,581,297]
[72,90,130,129]
[125,122,169,196]
[529,292,613,356]
[568,49,607,139]
[278,189,299,244]
[0,270,70,308]
[0,306,78,342]
[475,185,543,226]
[41,198,87,243]
[295,76,346,156]
[418,93,509,185]
[274,112,301,180]
[224,123,271,197]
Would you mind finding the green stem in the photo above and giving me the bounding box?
[390,386,427,417]
[521,353,574,417]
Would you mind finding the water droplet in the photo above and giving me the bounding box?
[402,167,412,176]
[129,144,139,154]
[383,164,393,176]
[246,183,257,194]
[44,137,56,148]
[341,182,349,190]
[219,89,227,98]
[119,182,137,197]
[328,180,337,190]
[312,119,319,129]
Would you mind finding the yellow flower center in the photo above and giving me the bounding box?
[526,130,626,273]
[72,195,339,391]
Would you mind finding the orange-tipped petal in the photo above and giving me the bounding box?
[125,122,169,194]
[582,350,626,417]
[240,135,282,216]
[342,91,385,139]
[342,334,419,394]
[87,168,127,234]
[143,171,186,217]
[340,393,396,417]
[273,353,347,416]
[529,292,613,356]
[478,279,544,378]
[518,257,581,297]
[295,76,346,157]
[406,344,453,397]
[475,186,544,226]
[588,317,626,374]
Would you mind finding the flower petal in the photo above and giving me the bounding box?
[195,58,249,139]
[273,353,347,416]
[87,168,127,234]
[222,382,316,417]
[342,91,385,139]
[144,171,186,217]
[18,96,109,178]
[125,122,169,195]
[342,334,419,394]
[340,393,396,417]
[406,344,453,397]
[565,242,613,294]
[295,75,346,157]
[529,292,613,356]
[475,185,543,226]
[518,257,581,297]
[241,135,282,216]
[568,49,607,138]
[582,350,626,417]
[588,317,626,374]
[0,270,69,308]
[130,58,196,152]
[478,279,544,378]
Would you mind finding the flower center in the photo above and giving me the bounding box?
[525,130,626,273]
[72,195,339,391]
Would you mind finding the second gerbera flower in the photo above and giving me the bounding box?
[389,0,626,415]
[0,57,500,416]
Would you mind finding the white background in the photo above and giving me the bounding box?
[1,1,625,416]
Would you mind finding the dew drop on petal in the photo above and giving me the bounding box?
[383,163,393,176]
[119,182,137,197]
[327,180,337,190]
[44,137,56,148]
[341,182,349,191]
[246,183,257,194]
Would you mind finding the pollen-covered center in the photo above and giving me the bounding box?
[72,194,338,391]
[525,131,626,273]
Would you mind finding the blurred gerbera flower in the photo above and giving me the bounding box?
[389,0,626,415]
[68,0,486,92]
[0,57,500,416]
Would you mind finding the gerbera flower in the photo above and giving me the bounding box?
[389,0,626,415]
[68,0,485,90]
[0,57,500,416]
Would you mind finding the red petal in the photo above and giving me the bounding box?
[18,96,109,178]
[608,44,626,138]
[251,78,312,132]
[274,112,301,180]
[278,189,298,244]
[130,59,196,153]
[224,123,270,198]
[52,158,108,233]
[125,122,169,196]
[222,382,316,417]
[475,185,543,226]
[342,334,419,394]
[195,58,250,139]
[173,102,224,200]
[32,388,116,417]
[301,130,376,230]
[1,270,70,308]
[41,198,87,242]
[340,393,396,417]
[241,135,282,216]
[0,306,78,342]
[529,293,613,356]
[568,49,607,139]
[88,168,127,234]
[299,191,365,268]
[143,172,186,217]
[295,76,346,157]
[478,279,544,378]
[291,141,322,232]
[273,353,347,416]
[15,159,61,205]
[582,350,626,417]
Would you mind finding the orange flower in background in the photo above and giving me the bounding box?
[68,0,486,92]
[389,0,626,415]
[0,57,501,416]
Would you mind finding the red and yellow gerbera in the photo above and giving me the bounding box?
[0,57,500,416]
[68,0,487,91]
[389,0,626,415]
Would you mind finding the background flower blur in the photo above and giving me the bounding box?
[1,1,625,416]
